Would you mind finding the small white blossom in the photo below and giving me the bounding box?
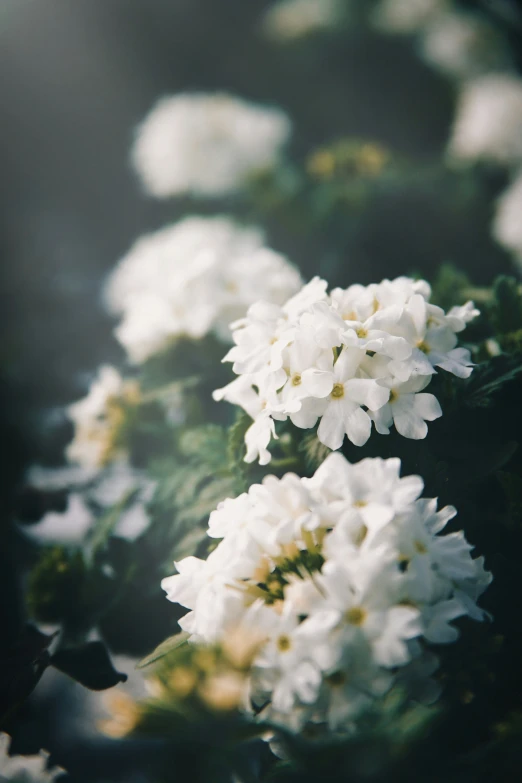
[214,276,477,464]
[162,454,491,735]
[448,74,522,166]
[0,733,64,782]
[105,217,302,363]
[372,0,446,34]
[370,375,442,440]
[492,169,522,263]
[20,463,155,545]
[419,11,511,80]
[66,366,139,469]
[262,0,343,41]
[132,93,291,198]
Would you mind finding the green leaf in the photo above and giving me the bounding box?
[227,411,252,471]
[0,626,55,727]
[137,631,190,669]
[51,641,127,690]
[431,263,471,310]
[86,487,139,557]
[488,276,522,336]
[461,355,522,409]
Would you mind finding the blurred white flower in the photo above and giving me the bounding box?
[372,0,446,34]
[105,217,302,363]
[448,74,522,166]
[262,0,343,41]
[0,733,64,782]
[66,366,140,469]
[419,11,511,80]
[162,453,491,734]
[492,169,522,262]
[132,92,291,198]
[22,463,155,545]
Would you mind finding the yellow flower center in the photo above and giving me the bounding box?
[277,634,292,652]
[291,373,302,386]
[345,607,366,626]
[331,383,345,399]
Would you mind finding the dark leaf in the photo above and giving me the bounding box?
[51,641,127,690]
[460,355,522,409]
[0,625,54,727]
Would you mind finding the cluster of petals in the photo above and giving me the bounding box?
[66,365,134,470]
[162,453,491,732]
[131,92,291,198]
[262,0,343,41]
[374,1,510,81]
[22,462,154,544]
[448,74,522,167]
[0,732,64,782]
[492,169,522,266]
[104,217,303,363]
[214,276,478,464]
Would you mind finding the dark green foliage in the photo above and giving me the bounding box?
[50,641,127,690]
[430,263,472,310]
[0,626,54,729]
[26,546,88,625]
[487,276,522,338]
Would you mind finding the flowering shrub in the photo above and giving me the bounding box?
[8,4,522,781]
[215,276,478,463]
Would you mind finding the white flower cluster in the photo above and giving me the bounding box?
[373,1,509,81]
[162,454,491,732]
[214,276,478,465]
[105,217,303,363]
[448,74,522,167]
[262,0,344,41]
[493,169,522,266]
[0,732,64,782]
[67,366,138,469]
[22,462,155,544]
[131,93,291,199]
[372,0,447,35]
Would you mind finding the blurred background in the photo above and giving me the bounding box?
[1,0,522,778]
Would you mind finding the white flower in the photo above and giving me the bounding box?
[372,0,446,34]
[0,733,64,782]
[66,366,139,469]
[419,11,511,80]
[162,453,491,735]
[105,217,302,363]
[315,348,390,450]
[370,375,442,440]
[262,0,343,42]
[448,74,522,166]
[492,169,522,261]
[20,463,154,545]
[131,92,291,198]
[215,276,477,464]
